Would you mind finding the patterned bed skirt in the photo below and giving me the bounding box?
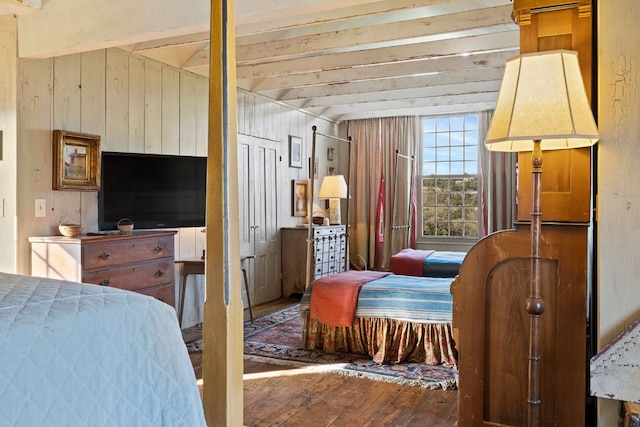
[302,314,458,367]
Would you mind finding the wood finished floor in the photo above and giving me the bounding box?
[188,297,459,426]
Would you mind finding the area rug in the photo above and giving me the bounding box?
[185,304,458,390]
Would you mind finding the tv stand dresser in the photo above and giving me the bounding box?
[29,230,177,307]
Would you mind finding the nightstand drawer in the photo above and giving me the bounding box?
[82,235,174,270]
[83,260,174,291]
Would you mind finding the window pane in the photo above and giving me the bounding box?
[423,147,436,160]
[450,222,463,236]
[423,177,436,189]
[465,115,478,130]
[423,133,436,148]
[436,193,450,206]
[450,206,463,221]
[436,146,450,161]
[465,177,478,191]
[435,178,450,192]
[464,207,478,221]
[450,116,464,131]
[423,192,436,206]
[436,117,449,132]
[423,118,436,133]
[422,162,436,175]
[436,133,450,147]
[465,130,478,144]
[450,146,464,159]
[464,192,478,206]
[465,222,478,237]
[464,160,477,174]
[450,132,464,146]
[423,207,436,221]
[464,145,477,161]
[450,161,464,174]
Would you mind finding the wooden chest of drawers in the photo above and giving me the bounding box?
[281,225,347,297]
[29,231,177,307]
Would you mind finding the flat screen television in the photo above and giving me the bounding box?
[98,151,207,231]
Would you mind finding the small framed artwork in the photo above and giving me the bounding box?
[53,130,101,191]
[292,179,309,217]
[289,135,303,168]
[327,166,335,175]
[327,147,335,161]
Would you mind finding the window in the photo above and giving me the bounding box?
[419,114,479,239]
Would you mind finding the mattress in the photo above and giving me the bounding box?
[0,272,206,426]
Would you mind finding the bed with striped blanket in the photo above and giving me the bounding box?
[389,248,466,278]
[299,272,457,366]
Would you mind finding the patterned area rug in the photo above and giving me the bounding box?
[185,304,458,390]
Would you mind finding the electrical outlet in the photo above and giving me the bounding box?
[35,199,46,218]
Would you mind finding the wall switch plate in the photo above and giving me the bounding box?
[35,199,46,218]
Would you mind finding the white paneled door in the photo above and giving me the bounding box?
[238,134,281,306]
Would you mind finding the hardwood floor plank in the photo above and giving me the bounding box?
[188,298,459,426]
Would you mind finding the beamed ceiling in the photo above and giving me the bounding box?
[6,0,519,123]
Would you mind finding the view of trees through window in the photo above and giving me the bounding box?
[420,115,479,238]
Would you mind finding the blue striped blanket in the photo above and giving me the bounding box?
[300,273,453,324]
[423,251,466,278]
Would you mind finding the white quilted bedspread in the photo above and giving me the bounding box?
[0,272,206,426]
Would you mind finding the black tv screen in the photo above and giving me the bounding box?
[99,151,207,230]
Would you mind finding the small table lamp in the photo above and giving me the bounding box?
[485,49,599,427]
[318,174,348,225]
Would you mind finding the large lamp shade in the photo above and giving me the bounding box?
[485,49,599,152]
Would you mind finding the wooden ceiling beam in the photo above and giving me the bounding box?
[236,5,515,61]
[265,66,506,101]
[235,30,519,79]
[237,50,515,92]
[333,101,498,121]
[235,0,509,37]
[284,80,502,110]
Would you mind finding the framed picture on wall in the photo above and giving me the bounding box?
[289,135,303,168]
[292,179,308,217]
[327,147,335,161]
[53,130,101,191]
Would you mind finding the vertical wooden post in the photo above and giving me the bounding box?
[203,0,243,425]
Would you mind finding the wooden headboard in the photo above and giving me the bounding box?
[451,225,587,426]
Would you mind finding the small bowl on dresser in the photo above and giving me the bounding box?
[117,218,135,234]
[59,220,83,237]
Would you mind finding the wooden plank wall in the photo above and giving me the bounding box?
[0,16,18,273]
[13,46,338,327]
[597,2,640,425]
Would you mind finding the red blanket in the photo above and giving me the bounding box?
[388,248,435,276]
[309,270,391,327]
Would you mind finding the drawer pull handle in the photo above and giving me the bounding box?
[154,245,164,253]
[100,279,110,286]
[99,252,110,260]
[155,270,164,278]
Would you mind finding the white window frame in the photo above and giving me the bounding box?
[417,113,480,246]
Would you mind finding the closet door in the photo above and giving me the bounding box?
[238,135,281,305]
